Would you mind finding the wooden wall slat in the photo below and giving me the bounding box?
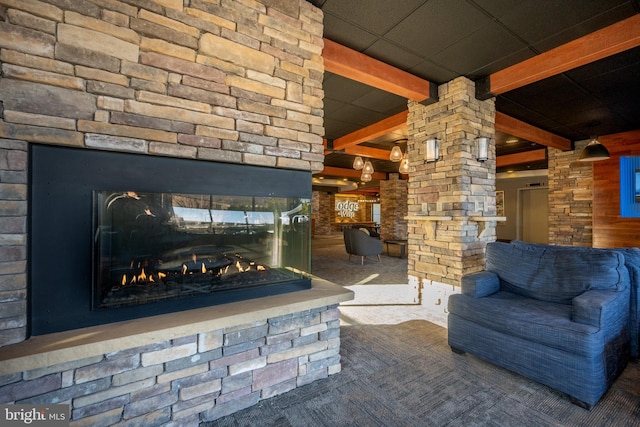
[593,131,640,248]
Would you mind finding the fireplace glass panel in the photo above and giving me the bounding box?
[94,191,311,310]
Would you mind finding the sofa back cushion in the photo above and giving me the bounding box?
[511,240,639,289]
[486,242,627,304]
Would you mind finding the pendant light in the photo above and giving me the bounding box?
[362,160,374,174]
[578,136,610,162]
[352,156,364,170]
[399,154,410,174]
[389,145,403,162]
[360,172,372,182]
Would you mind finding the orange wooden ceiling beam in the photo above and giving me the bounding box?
[344,146,391,161]
[333,111,408,151]
[495,112,571,151]
[496,149,547,168]
[323,38,437,103]
[319,166,386,181]
[478,14,640,97]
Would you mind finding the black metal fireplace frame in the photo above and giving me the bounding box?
[29,144,312,336]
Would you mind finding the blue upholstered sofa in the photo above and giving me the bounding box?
[448,241,640,409]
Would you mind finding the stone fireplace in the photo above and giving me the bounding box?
[30,144,312,335]
[0,1,353,424]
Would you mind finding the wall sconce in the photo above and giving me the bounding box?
[425,137,439,162]
[352,156,364,170]
[578,136,610,162]
[362,160,374,174]
[399,154,410,174]
[475,136,489,162]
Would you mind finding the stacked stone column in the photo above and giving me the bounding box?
[406,77,496,288]
[311,191,334,236]
[547,140,593,246]
[379,173,408,241]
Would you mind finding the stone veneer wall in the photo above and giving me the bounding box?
[379,173,407,241]
[311,190,333,236]
[1,305,342,425]
[406,77,496,286]
[0,0,324,346]
[0,140,26,346]
[547,139,593,246]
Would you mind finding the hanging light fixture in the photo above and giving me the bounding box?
[425,137,439,162]
[578,136,610,162]
[389,138,407,162]
[360,171,372,182]
[389,145,403,162]
[475,136,489,162]
[362,160,374,174]
[399,153,410,174]
[352,156,364,170]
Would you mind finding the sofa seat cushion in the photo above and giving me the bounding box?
[486,242,626,304]
[449,291,603,357]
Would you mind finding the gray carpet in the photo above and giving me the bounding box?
[310,235,408,286]
[202,320,640,426]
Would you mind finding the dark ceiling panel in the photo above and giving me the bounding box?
[408,60,458,84]
[496,96,578,141]
[321,13,378,51]
[328,104,387,127]
[474,0,633,47]
[323,73,373,104]
[351,90,408,116]
[384,0,493,59]
[463,47,536,80]
[323,73,408,140]
[528,2,639,52]
[430,22,528,77]
[566,47,640,81]
[363,39,424,71]
[321,0,427,36]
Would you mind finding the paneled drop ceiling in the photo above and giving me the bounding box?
[309,0,640,192]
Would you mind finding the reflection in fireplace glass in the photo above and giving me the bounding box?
[93,191,311,309]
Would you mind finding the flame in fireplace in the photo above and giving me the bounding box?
[116,252,270,295]
[120,268,168,287]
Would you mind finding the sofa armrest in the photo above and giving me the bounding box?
[461,271,500,298]
[572,289,630,330]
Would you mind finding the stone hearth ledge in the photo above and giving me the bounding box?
[0,278,353,376]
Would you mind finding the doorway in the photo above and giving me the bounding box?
[372,203,380,224]
[517,186,548,243]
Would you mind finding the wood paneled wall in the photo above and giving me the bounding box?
[593,130,640,248]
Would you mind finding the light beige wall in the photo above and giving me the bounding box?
[496,174,548,241]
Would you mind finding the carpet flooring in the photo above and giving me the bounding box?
[203,320,640,427]
[310,234,408,286]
